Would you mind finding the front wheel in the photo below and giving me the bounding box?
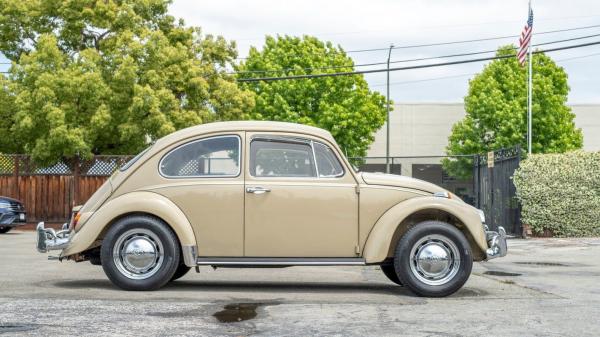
[380,264,402,286]
[394,221,473,297]
[101,215,180,291]
[0,226,11,234]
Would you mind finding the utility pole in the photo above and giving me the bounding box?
[386,44,394,173]
[527,0,533,154]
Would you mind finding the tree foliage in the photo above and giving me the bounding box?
[443,46,583,178]
[0,0,254,164]
[237,35,387,158]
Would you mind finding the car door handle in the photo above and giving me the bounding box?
[246,186,271,194]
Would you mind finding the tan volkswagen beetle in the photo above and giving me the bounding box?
[36,121,507,297]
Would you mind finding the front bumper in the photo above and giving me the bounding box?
[485,226,508,259]
[0,211,27,226]
[36,222,71,253]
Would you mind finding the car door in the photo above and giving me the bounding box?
[154,133,245,257]
[244,133,359,257]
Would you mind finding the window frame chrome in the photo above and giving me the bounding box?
[158,134,242,179]
[248,135,345,179]
[312,141,345,178]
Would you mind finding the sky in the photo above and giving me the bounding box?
[168,0,600,104]
[1,0,599,103]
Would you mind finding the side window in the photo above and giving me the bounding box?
[314,142,344,177]
[250,140,316,177]
[160,135,240,177]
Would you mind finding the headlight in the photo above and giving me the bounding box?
[0,202,10,209]
[478,209,486,224]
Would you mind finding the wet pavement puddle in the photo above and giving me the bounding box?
[213,303,259,323]
[213,302,280,323]
[0,323,38,333]
[514,261,568,267]
[484,270,522,276]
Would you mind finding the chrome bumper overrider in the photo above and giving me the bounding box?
[485,226,508,259]
[36,222,70,253]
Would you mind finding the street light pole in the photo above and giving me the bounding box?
[386,44,394,174]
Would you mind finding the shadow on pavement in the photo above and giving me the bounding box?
[52,279,413,296]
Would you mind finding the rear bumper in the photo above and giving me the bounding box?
[485,226,508,259]
[36,222,71,253]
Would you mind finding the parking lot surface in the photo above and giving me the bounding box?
[1,231,600,336]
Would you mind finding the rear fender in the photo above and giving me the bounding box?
[61,191,196,258]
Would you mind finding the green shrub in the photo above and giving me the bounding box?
[513,151,600,237]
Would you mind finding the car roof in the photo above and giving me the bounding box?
[153,121,336,148]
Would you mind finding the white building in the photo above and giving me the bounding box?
[367,103,600,158]
[363,103,599,204]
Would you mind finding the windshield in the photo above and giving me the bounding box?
[120,146,152,171]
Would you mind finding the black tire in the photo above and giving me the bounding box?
[170,263,191,282]
[101,215,180,291]
[380,264,403,286]
[0,226,11,234]
[394,221,473,297]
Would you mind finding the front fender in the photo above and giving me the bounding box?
[362,196,487,263]
[61,191,196,257]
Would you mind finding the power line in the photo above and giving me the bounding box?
[235,22,600,59]
[235,32,600,76]
[369,50,600,87]
[237,40,600,82]
[233,14,600,43]
[371,73,476,87]
[556,51,600,62]
[345,23,600,53]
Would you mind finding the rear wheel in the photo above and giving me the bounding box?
[0,226,11,234]
[101,215,180,291]
[394,221,472,297]
[380,264,402,285]
[170,263,191,282]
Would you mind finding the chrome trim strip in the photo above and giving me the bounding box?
[433,191,450,198]
[310,140,320,177]
[196,257,366,266]
[181,245,198,267]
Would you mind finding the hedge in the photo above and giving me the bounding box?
[513,151,600,237]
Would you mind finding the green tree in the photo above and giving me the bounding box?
[444,46,583,178]
[237,35,387,158]
[0,0,254,164]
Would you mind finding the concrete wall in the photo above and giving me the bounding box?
[367,103,600,158]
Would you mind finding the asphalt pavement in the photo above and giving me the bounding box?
[1,231,600,336]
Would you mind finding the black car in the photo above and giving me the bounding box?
[0,196,26,234]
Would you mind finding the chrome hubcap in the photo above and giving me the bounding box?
[113,229,164,280]
[409,234,460,286]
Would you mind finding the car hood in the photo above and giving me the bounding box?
[360,172,447,194]
[0,196,22,204]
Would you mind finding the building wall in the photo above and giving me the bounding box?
[367,103,600,158]
[572,104,600,151]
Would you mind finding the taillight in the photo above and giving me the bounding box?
[70,212,81,230]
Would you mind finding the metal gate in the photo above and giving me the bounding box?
[474,147,521,235]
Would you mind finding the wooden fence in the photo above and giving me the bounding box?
[0,155,132,223]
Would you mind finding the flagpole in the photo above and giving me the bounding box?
[527,1,533,154]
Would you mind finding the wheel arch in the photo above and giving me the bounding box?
[362,197,487,263]
[61,191,197,262]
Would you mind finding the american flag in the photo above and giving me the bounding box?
[517,7,534,66]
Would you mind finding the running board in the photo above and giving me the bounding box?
[195,257,366,266]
